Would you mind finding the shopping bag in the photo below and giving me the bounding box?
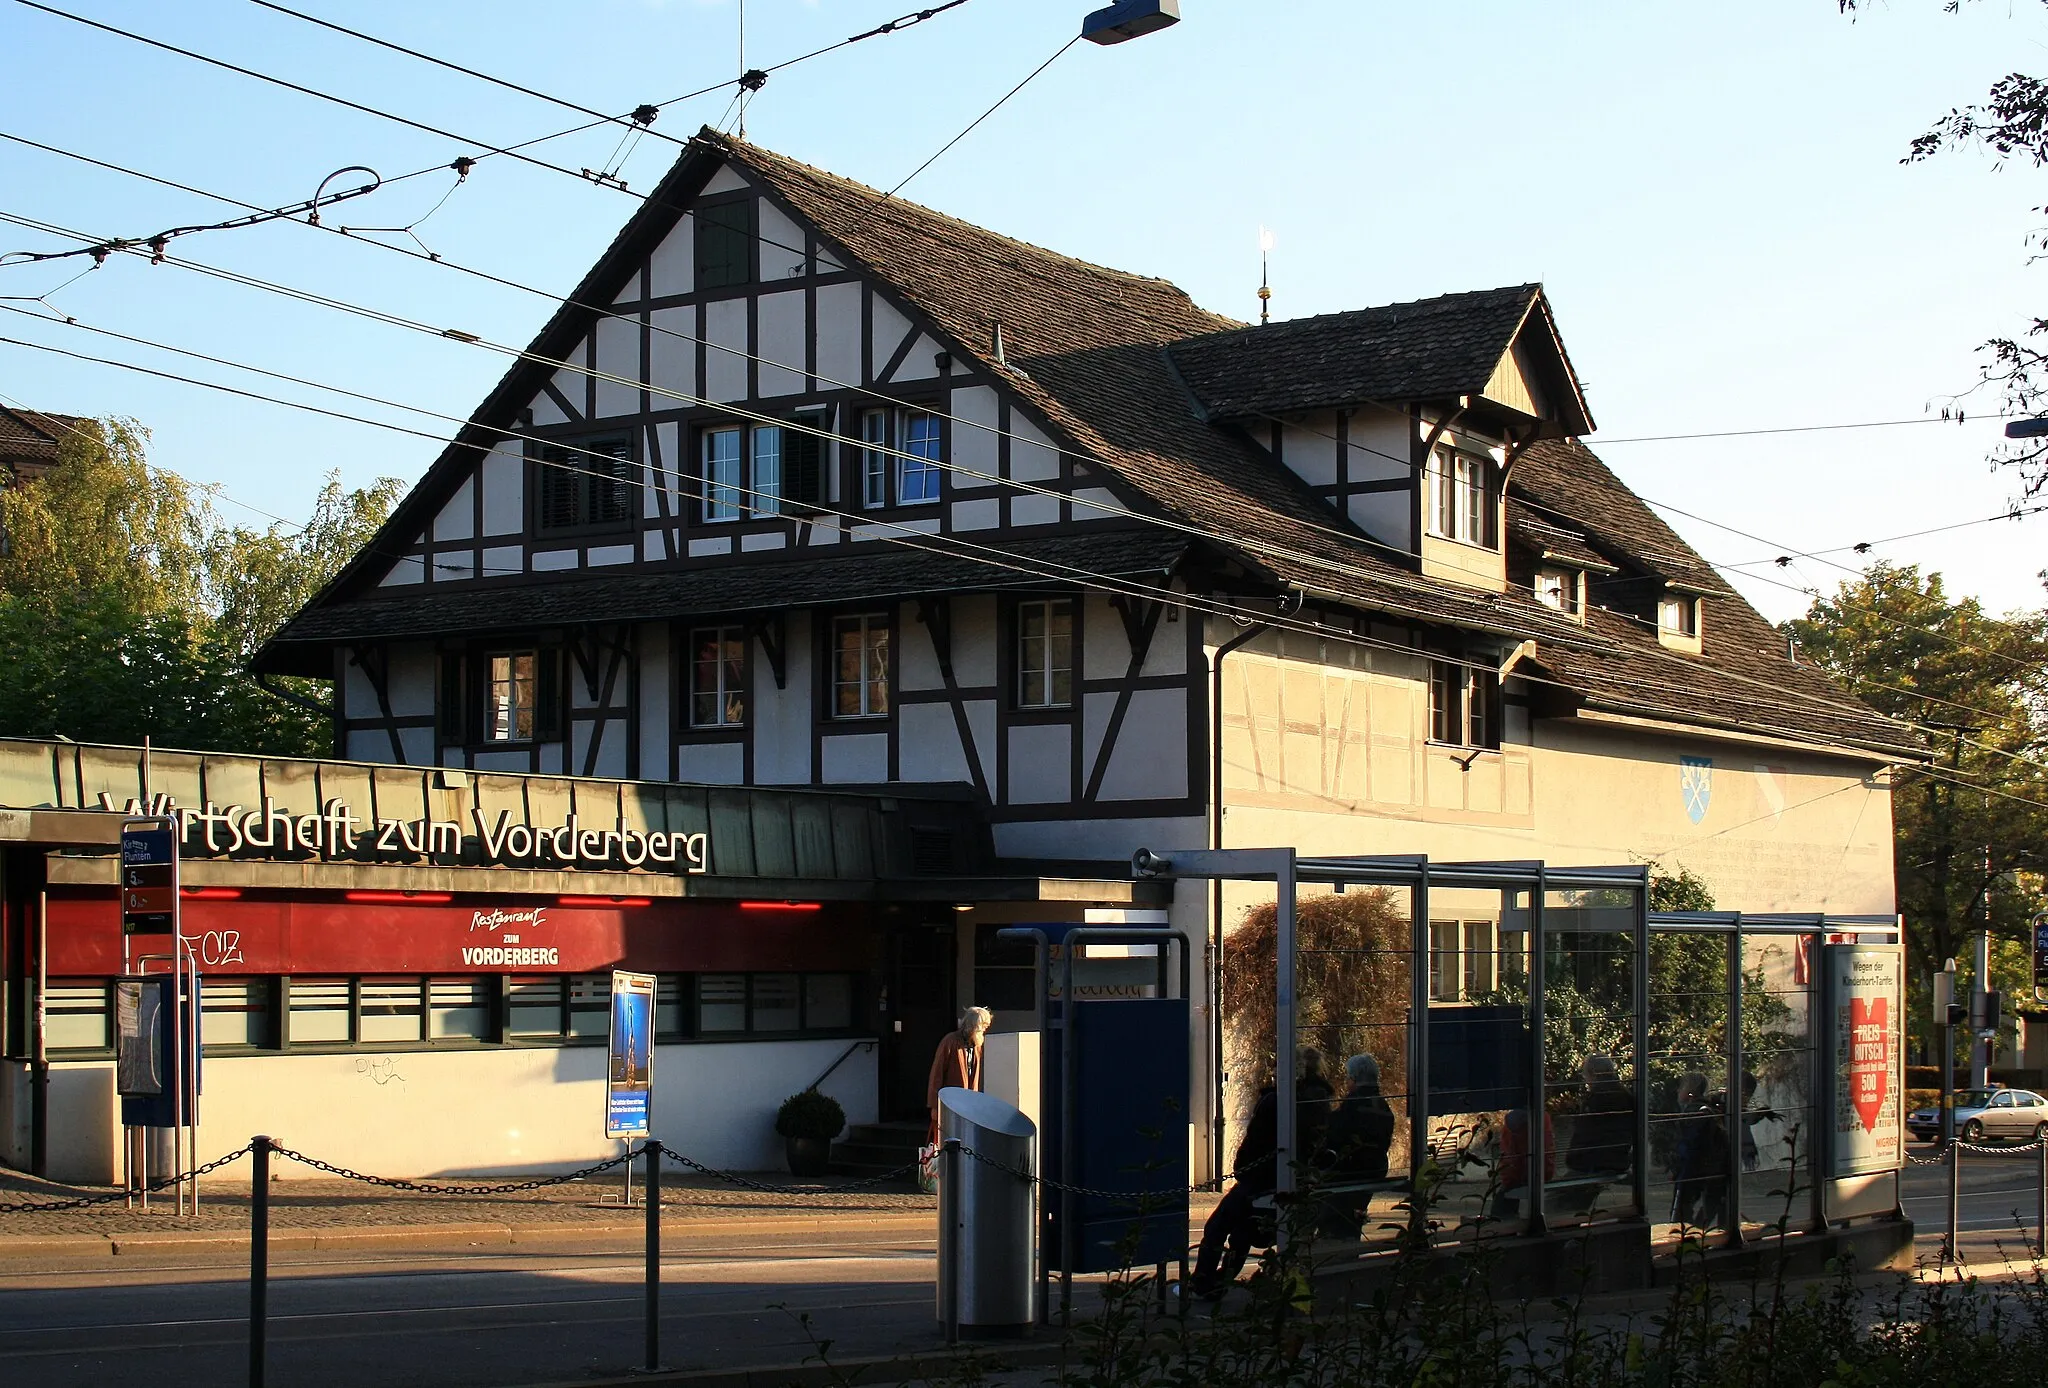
[917,1142,939,1195]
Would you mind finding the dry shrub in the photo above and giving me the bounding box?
[1220,888,1412,1118]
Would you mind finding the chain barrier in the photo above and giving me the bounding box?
[1905,1137,2048,1165]
[658,1148,921,1194]
[269,1143,639,1194]
[0,1142,254,1215]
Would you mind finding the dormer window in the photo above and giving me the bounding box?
[1427,446,1498,549]
[1534,567,1582,618]
[1658,594,1698,637]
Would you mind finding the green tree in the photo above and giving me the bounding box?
[0,417,399,757]
[1785,564,2048,997]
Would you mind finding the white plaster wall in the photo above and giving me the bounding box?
[1082,594,1129,679]
[387,643,436,718]
[900,609,944,692]
[899,703,972,783]
[433,476,475,542]
[1007,724,1071,804]
[677,741,744,784]
[820,733,887,784]
[649,213,694,298]
[594,316,641,418]
[890,333,943,383]
[757,290,806,396]
[702,165,749,196]
[817,282,861,388]
[868,296,914,379]
[379,555,424,587]
[651,307,699,399]
[34,1043,879,1181]
[481,444,523,536]
[757,199,807,281]
[1280,416,1337,487]
[1009,414,1060,482]
[705,299,748,402]
[753,612,813,785]
[950,386,1000,485]
[1097,688,1188,801]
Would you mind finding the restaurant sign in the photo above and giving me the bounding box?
[97,792,710,875]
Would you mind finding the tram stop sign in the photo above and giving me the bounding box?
[2034,915,2048,1004]
[120,819,179,935]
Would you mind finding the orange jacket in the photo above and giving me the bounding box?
[926,1031,984,1111]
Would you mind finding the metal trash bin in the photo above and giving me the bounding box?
[936,1086,1036,1337]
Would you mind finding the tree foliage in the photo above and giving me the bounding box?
[1786,563,2048,1002]
[1842,0,2048,492]
[0,417,400,757]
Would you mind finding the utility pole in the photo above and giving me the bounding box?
[1926,720,1989,1088]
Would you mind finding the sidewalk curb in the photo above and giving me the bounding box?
[0,1210,936,1258]
[526,1340,1066,1388]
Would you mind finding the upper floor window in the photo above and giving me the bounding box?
[695,198,754,290]
[1427,446,1497,549]
[486,652,539,742]
[1659,594,1699,638]
[859,407,943,508]
[536,436,634,534]
[688,625,747,728]
[1016,599,1074,709]
[831,613,890,719]
[1428,659,1499,749]
[1534,567,1582,616]
[702,419,825,522]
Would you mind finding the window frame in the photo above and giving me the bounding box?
[701,424,745,523]
[693,195,756,291]
[481,650,542,745]
[828,611,892,721]
[854,407,944,510]
[686,624,749,730]
[1426,658,1502,751]
[1659,593,1700,637]
[1426,444,1499,549]
[1534,566,1583,617]
[1013,597,1077,711]
[687,971,865,1038]
[532,434,636,538]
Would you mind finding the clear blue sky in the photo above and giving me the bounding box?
[2,0,2042,622]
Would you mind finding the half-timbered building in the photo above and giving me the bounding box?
[94,130,1906,1181]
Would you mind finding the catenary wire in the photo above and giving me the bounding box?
[0,212,2007,762]
[885,35,1078,198]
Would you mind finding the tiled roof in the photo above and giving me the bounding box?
[0,405,85,476]
[1505,441,1916,756]
[705,134,1608,650]
[265,529,1190,656]
[1165,286,1543,421]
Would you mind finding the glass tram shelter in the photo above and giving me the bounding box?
[1133,849,1909,1285]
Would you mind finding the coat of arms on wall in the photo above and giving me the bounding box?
[1680,756,1714,825]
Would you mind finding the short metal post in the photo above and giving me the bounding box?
[1946,1138,1961,1266]
[643,1140,662,1373]
[941,1137,962,1345]
[250,1136,270,1388]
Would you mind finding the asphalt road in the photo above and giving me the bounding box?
[1899,1141,2048,1255]
[0,1228,945,1388]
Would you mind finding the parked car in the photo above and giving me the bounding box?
[1905,1088,2048,1143]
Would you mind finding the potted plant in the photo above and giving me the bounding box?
[776,1087,845,1177]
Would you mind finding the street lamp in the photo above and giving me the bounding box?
[2004,418,2048,439]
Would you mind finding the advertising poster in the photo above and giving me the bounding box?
[606,970,656,1139]
[1830,947,1903,1176]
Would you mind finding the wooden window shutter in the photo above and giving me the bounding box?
[535,648,565,742]
[437,651,467,745]
[694,200,754,289]
[784,426,823,509]
[537,445,579,532]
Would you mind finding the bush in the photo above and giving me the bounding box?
[774,1088,845,1140]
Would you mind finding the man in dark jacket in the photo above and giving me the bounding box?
[1671,1071,1730,1230]
[1319,1052,1396,1239]
[1186,1049,1334,1299]
[1565,1053,1636,1178]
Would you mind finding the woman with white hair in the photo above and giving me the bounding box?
[925,1005,993,1146]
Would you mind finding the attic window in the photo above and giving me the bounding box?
[1534,567,1581,617]
[1658,594,1699,638]
[535,436,635,534]
[1426,446,1497,549]
[695,198,754,290]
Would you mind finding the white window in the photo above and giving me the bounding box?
[1659,594,1699,637]
[486,653,538,743]
[832,613,890,718]
[1428,660,1498,749]
[751,426,783,515]
[1428,446,1497,548]
[858,408,943,508]
[1535,567,1581,615]
[688,625,747,728]
[1016,599,1075,708]
[702,426,744,522]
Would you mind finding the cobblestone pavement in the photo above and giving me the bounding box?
[0,1162,932,1239]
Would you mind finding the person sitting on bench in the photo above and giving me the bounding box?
[1186,1048,1333,1300]
[1318,1052,1396,1239]
[1559,1053,1636,1211]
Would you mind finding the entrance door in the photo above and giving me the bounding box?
[880,922,956,1121]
